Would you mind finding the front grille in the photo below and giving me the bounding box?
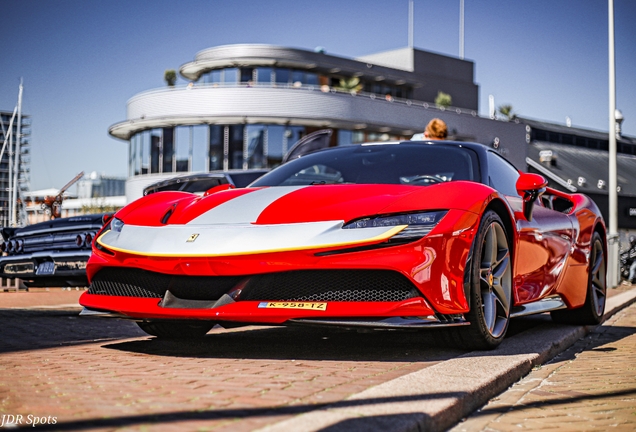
[88,268,243,300]
[88,268,420,303]
[238,270,419,302]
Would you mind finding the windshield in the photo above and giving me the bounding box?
[251,143,479,187]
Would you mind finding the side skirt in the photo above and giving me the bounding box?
[510,296,567,318]
[289,316,470,330]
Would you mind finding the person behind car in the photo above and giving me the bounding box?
[424,118,448,140]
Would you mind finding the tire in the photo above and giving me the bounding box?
[137,321,214,339]
[443,210,513,350]
[551,232,606,325]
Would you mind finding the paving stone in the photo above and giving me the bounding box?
[453,301,636,432]
[3,287,636,431]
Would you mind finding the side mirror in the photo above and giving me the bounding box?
[515,173,548,221]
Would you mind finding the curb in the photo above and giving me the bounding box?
[257,288,636,432]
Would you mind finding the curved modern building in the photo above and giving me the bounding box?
[109,44,526,200]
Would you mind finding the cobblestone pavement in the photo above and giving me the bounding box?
[1,287,633,431]
[0,289,467,431]
[452,300,636,431]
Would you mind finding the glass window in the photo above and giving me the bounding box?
[191,125,207,172]
[352,131,365,143]
[275,68,290,85]
[224,68,238,85]
[132,133,143,176]
[140,130,150,175]
[150,129,162,174]
[246,125,266,168]
[208,125,223,171]
[204,69,222,85]
[256,67,273,85]
[128,134,138,177]
[305,72,318,86]
[337,130,353,146]
[162,127,175,173]
[228,125,244,169]
[487,151,520,196]
[267,125,285,166]
[367,132,381,141]
[291,70,304,86]
[240,68,254,84]
[174,126,190,172]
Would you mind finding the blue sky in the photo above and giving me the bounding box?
[1,0,635,191]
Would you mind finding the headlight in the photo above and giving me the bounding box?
[110,218,125,233]
[343,210,447,242]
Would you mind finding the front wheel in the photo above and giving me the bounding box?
[551,232,606,325]
[442,210,512,350]
[137,321,214,339]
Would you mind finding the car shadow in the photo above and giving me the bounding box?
[102,324,467,362]
[101,315,549,362]
[0,307,550,359]
[0,309,146,354]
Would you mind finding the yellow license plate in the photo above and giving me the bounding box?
[258,301,327,311]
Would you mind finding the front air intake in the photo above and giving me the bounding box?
[88,268,243,300]
[88,268,421,303]
[237,270,420,302]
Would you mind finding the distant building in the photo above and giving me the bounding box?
[0,110,30,227]
[76,171,126,199]
[24,172,126,223]
[524,118,636,232]
[109,44,527,201]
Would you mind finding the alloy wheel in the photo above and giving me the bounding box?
[479,221,512,338]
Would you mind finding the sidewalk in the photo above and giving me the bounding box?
[451,294,636,431]
[259,286,636,432]
[0,288,85,309]
[1,286,635,431]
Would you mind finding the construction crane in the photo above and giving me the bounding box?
[42,171,84,220]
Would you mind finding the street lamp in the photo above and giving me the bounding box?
[615,109,624,140]
[608,0,619,287]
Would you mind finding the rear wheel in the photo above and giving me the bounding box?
[551,232,606,325]
[137,321,214,339]
[443,210,512,350]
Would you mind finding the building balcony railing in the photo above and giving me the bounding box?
[111,82,483,140]
[133,81,479,115]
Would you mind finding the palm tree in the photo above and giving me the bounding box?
[498,104,517,121]
[335,77,363,94]
[435,91,452,108]
[164,70,177,87]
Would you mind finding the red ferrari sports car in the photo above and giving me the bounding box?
[80,141,607,350]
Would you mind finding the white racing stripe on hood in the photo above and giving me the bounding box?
[188,186,308,225]
[97,221,406,257]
